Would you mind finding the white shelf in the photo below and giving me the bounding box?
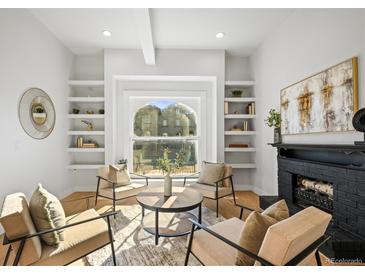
[224,97,256,102]
[67,97,105,102]
[229,163,256,169]
[224,147,256,152]
[67,148,105,153]
[68,164,104,170]
[67,131,105,136]
[225,81,255,86]
[68,114,105,119]
[225,131,256,135]
[68,80,104,86]
[225,114,256,119]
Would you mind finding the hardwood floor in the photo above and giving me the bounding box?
[0,191,357,266]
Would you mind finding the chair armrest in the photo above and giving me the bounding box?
[236,203,263,219]
[130,172,149,179]
[3,211,119,245]
[97,175,118,184]
[183,172,200,186]
[188,218,273,266]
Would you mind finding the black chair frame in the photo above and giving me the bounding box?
[95,173,149,214]
[185,204,331,266]
[2,211,119,266]
[183,172,237,217]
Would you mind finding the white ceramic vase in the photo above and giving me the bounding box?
[164,173,172,197]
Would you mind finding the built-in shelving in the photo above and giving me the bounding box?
[224,79,256,172]
[67,80,106,170]
[67,131,105,136]
[224,114,256,119]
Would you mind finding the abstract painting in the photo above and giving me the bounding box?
[280,57,358,135]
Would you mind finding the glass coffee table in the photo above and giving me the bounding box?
[136,186,203,245]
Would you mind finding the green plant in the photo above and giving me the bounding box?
[118,159,127,165]
[34,105,45,113]
[265,109,281,128]
[157,147,186,175]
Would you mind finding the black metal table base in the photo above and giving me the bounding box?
[140,203,202,245]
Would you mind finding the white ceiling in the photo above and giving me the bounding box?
[30,8,294,56]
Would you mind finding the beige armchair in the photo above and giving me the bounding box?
[185,206,332,266]
[0,192,117,266]
[183,164,236,217]
[96,165,149,213]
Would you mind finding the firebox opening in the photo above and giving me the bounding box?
[294,176,333,213]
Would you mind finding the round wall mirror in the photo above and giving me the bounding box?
[19,88,56,139]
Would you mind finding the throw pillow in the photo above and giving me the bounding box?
[29,184,66,247]
[236,211,278,266]
[262,199,289,221]
[109,164,131,185]
[198,161,225,187]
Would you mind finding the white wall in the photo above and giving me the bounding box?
[0,9,74,203]
[251,9,365,195]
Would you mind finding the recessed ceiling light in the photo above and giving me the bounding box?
[102,30,112,37]
[216,32,225,39]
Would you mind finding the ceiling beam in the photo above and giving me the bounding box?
[133,8,155,65]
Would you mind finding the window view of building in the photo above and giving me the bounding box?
[133,100,198,175]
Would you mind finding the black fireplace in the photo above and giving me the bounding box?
[261,143,365,260]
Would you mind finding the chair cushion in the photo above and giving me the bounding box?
[261,199,289,222]
[31,209,110,266]
[108,164,131,185]
[190,217,244,266]
[99,182,147,200]
[188,182,232,199]
[236,211,278,265]
[257,206,332,266]
[0,192,42,265]
[29,184,66,247]
[198,161,225,187]
[222,165,233,187]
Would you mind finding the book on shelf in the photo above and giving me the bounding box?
[243,120,249,131]
[246,102,256,114]
[82,143,98,148]
[224,102,229,115]
[228,144,249,148]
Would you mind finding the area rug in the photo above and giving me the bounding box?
[86,204,225,266]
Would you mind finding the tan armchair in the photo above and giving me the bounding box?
[0,193,117,266]
[183,164,236,217]
[96,165,149,213]
[185,206,332,266]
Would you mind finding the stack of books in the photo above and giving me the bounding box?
[82,143,98,148]
[242,121,249,131]
[247,102,256,114]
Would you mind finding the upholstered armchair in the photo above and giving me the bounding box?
[183,162,236,217]
[185,206,332,266]
[96,165,150,213]
[0,193,117,266]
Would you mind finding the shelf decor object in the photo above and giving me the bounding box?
[280,57,358,135]
[18,88,56,139]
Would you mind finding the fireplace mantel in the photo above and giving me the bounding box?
[269,143,365,152]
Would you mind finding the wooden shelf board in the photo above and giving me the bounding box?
[68,114,105,119]
[225,80,255,86]
[225,131,256,135]
[67,131,105,136]
[224,97,256,102]
[68,80,104,86]
[224,114,256,119]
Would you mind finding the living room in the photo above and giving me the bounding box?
[0,2,364,273]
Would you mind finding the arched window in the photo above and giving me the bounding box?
[132,100,198,175]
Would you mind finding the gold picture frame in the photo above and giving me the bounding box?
[280,57,358,135]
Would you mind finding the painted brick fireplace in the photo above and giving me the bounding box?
[261,143,365,259]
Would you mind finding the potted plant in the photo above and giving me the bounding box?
[265,109,282,143]
[231,90,243,97]
[72,108,80,114]
[157,147,186,196]
[32,104,47,125]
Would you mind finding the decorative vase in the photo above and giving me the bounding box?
[274,127,282,144]
[164,173,172,197]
